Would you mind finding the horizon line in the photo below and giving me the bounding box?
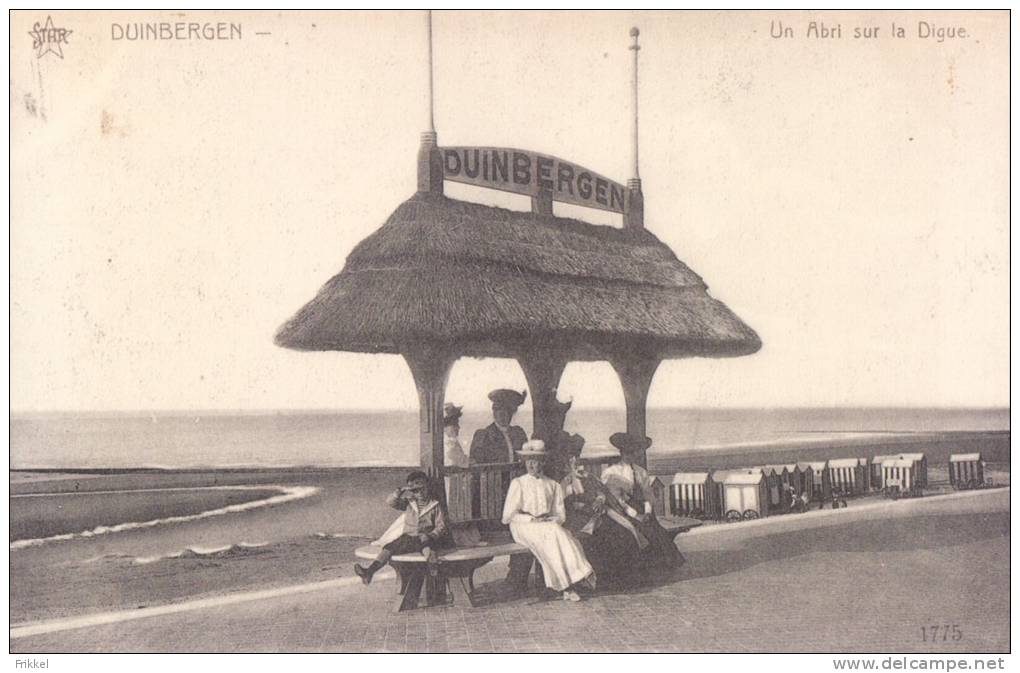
[9,404,1011,418]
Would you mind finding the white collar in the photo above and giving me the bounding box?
[409,500,438,517]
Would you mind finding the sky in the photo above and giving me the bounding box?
[9,10,1009,412]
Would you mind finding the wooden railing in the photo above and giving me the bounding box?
[443,456,620,525]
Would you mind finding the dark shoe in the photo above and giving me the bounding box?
[354,564,372,585]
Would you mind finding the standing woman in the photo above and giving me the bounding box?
[601,433,686,569]
[443,403,469,468]
[501,440,595,602]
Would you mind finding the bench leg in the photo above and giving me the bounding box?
[394,568,425,613]
[395,567,411,595]
[423,573,449,607]
[447,570,480,608]
[506,552,534,592]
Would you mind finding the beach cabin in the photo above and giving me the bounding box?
[857,457,871,492]
[719,469,769,521]
[881,458,918,495]
[827,458,867,496]
[802,461,831,501]
[779,463,798,489]
[870,455,897,489]
[756,465,784,508]
[671,472,716,518]
[650,476,667,517]
[790,463,814,499]
[949,453,984,489]
[898,453,928,488]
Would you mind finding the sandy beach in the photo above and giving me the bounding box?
[10,430,1009,626]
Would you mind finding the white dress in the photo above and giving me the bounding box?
[444,435,469,468]
[501,473,594,591]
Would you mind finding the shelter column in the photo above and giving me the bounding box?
[610,355,661,468]
[517,350,568,443]
[403,349,456,482]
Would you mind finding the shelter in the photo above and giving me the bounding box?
[274,21,760,523]
[949,453,984,488]
[670,471,716,517]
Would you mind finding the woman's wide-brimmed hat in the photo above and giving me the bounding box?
[443,402,463,426]
[516,439,547,458]
[550,390,572,415]
[488,388,527,410]
[609,432,652,454]
[564,433,586,456]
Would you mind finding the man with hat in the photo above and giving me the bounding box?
[469,389,528,465]
[443,402,469,468]
[601,432,686,570]
[501,439,595,602]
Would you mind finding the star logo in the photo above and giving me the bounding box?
[28,16,72,59]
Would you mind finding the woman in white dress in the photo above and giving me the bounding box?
[443,403,469,468]
[501,439,595,602]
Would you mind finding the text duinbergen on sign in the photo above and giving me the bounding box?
[441,147,627,214]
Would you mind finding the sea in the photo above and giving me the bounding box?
[9,407,1010,470]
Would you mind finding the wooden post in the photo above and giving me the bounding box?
[517,349,568,444]
[510,349,567,592]
[403,349,456,486]
[531,189,553,216]
[610,355,660,468]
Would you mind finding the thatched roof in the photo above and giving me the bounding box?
[275,194,761,361]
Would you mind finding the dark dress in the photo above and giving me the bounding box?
[561,470,646,583]
[602,463,686,570]
[469,423,527,465]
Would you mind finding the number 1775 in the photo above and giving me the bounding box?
[921,625,962,642]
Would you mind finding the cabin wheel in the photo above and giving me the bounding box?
[742,510,759,520]
[725,510,742,523]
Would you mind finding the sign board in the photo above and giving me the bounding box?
[440,147,627,214]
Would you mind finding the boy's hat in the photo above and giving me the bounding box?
[405,470,429,488]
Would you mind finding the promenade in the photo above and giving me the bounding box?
[11,489,1009,653]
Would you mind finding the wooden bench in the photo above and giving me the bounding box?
[355,515,702,612]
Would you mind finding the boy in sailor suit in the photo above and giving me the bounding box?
[354,471,450,584]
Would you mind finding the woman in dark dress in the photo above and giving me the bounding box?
[560,434,650,585]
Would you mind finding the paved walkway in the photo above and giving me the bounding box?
[11,489,1009,653]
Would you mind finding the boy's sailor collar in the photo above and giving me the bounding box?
[409,499,438,517]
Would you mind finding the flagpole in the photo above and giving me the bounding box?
[625,27,644,230]
[418,10,442,194]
